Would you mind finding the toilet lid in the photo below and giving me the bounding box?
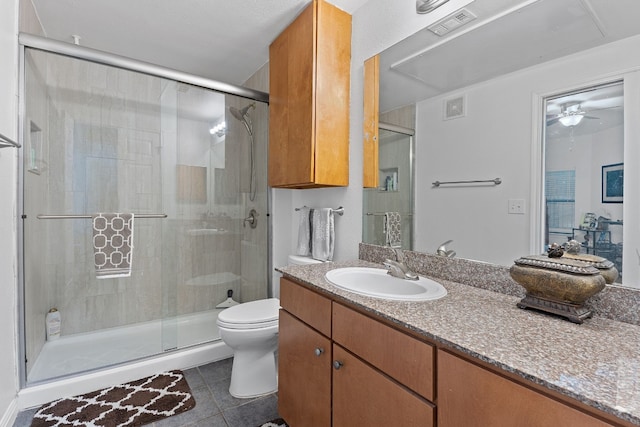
[217,298,280,329]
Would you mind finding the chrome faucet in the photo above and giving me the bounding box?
[383,248,419,280]
[436,240,456,258]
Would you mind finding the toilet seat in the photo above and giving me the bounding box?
[217,298,280,330]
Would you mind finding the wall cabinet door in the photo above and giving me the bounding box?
[268,0,351,188]
[278,310,331,427]
[363,54,379,188]
[437,349,616,427]
[332,344,434,427]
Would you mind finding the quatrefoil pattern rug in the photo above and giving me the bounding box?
[31,370,195,427]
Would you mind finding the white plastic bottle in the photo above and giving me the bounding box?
[46,308,61,341]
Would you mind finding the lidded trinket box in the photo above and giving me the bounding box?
[510,253,608,324]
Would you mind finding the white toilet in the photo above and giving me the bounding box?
[216,254,323,398]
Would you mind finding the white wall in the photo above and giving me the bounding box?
[0,0,21,424]
[270,0,475,287]
[414,35,640,270]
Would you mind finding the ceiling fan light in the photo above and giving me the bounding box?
[416,0,451,14]
[559,114,584,127]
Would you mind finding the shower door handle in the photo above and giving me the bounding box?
[243,209,258,229]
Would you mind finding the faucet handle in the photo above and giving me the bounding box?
[392,248,404,262]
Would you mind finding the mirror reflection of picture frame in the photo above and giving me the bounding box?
[602,163,623,203]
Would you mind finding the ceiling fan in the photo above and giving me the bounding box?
[546,103,598,127]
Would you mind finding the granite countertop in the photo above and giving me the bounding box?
[277,259,640,426]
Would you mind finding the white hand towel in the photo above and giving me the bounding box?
[93,213,134,279]
[384,212,402,248]
[296,207,312,256]
[311,208,334,261]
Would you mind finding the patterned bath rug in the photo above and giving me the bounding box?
[259,419,288,427]
[31,370,195,427]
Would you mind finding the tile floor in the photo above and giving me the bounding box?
[13,358,281,427]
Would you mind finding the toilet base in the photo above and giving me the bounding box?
[229,347,278,398]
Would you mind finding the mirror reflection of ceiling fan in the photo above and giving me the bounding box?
[546,103,598,127]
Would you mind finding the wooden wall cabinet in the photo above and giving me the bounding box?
[363,54,379,188]
[268,0,351,189]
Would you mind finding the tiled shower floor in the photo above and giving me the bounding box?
[14,357,281,427]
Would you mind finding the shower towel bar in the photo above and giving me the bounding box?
[0,132,21,148]
[366,212,414,216]
[37,213,167,219]
[432,178,502,187]
[295,206,344,216]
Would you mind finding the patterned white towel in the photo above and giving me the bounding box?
[92,213,134,279]
[384,212,402,248]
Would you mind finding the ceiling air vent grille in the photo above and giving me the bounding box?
[427,8,477,36]
[444,95,466,120]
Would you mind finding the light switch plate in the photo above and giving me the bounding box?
[508,199,525,214]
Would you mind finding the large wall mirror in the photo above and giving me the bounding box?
[366,0,640,289]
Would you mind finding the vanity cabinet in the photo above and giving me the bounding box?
[278,278,435,427]
[268,0,351,188]
[437,349,619,427]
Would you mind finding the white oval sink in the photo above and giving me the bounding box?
[325,267,447,301]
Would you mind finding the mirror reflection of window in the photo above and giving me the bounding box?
[543,81,624,282]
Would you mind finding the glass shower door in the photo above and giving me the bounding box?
[21,46,269,385]
[363,125,415,249]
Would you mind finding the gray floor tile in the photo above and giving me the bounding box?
[222,394,279,427]
[12,407,36,427]
[189,413,229,427]
[208,376,259,411]
[197,358,233,384]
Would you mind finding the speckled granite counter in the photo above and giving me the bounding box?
[277,259,640,426]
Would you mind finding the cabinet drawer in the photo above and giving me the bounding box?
[280,278,332,337]
[333,344,434,427]
[332,302,434,401]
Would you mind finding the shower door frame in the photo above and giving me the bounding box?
[17,32,271,389]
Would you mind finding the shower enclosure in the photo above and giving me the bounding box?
[362,124,414,249]
[19,37,269,386]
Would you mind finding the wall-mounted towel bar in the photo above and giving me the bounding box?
[36,213,167,219]
[366,212,414,216]
[432,178,502,187]
[0,132,21,149]
[295,206,344,216]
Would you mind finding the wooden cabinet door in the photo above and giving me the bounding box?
[332,344,434,427]
[437,350,615,427]
[268,0,350,188]
[363,54,379,188]
[268,2,314,188]
[278,310,331,427]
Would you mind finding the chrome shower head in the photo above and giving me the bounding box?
[229,102,255,121]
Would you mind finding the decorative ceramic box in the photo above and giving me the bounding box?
[510,254,606,323]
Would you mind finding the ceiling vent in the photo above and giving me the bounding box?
[427,8,477,36]
[444,95,466,120]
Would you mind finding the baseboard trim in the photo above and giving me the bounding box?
[0,398,18,427]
